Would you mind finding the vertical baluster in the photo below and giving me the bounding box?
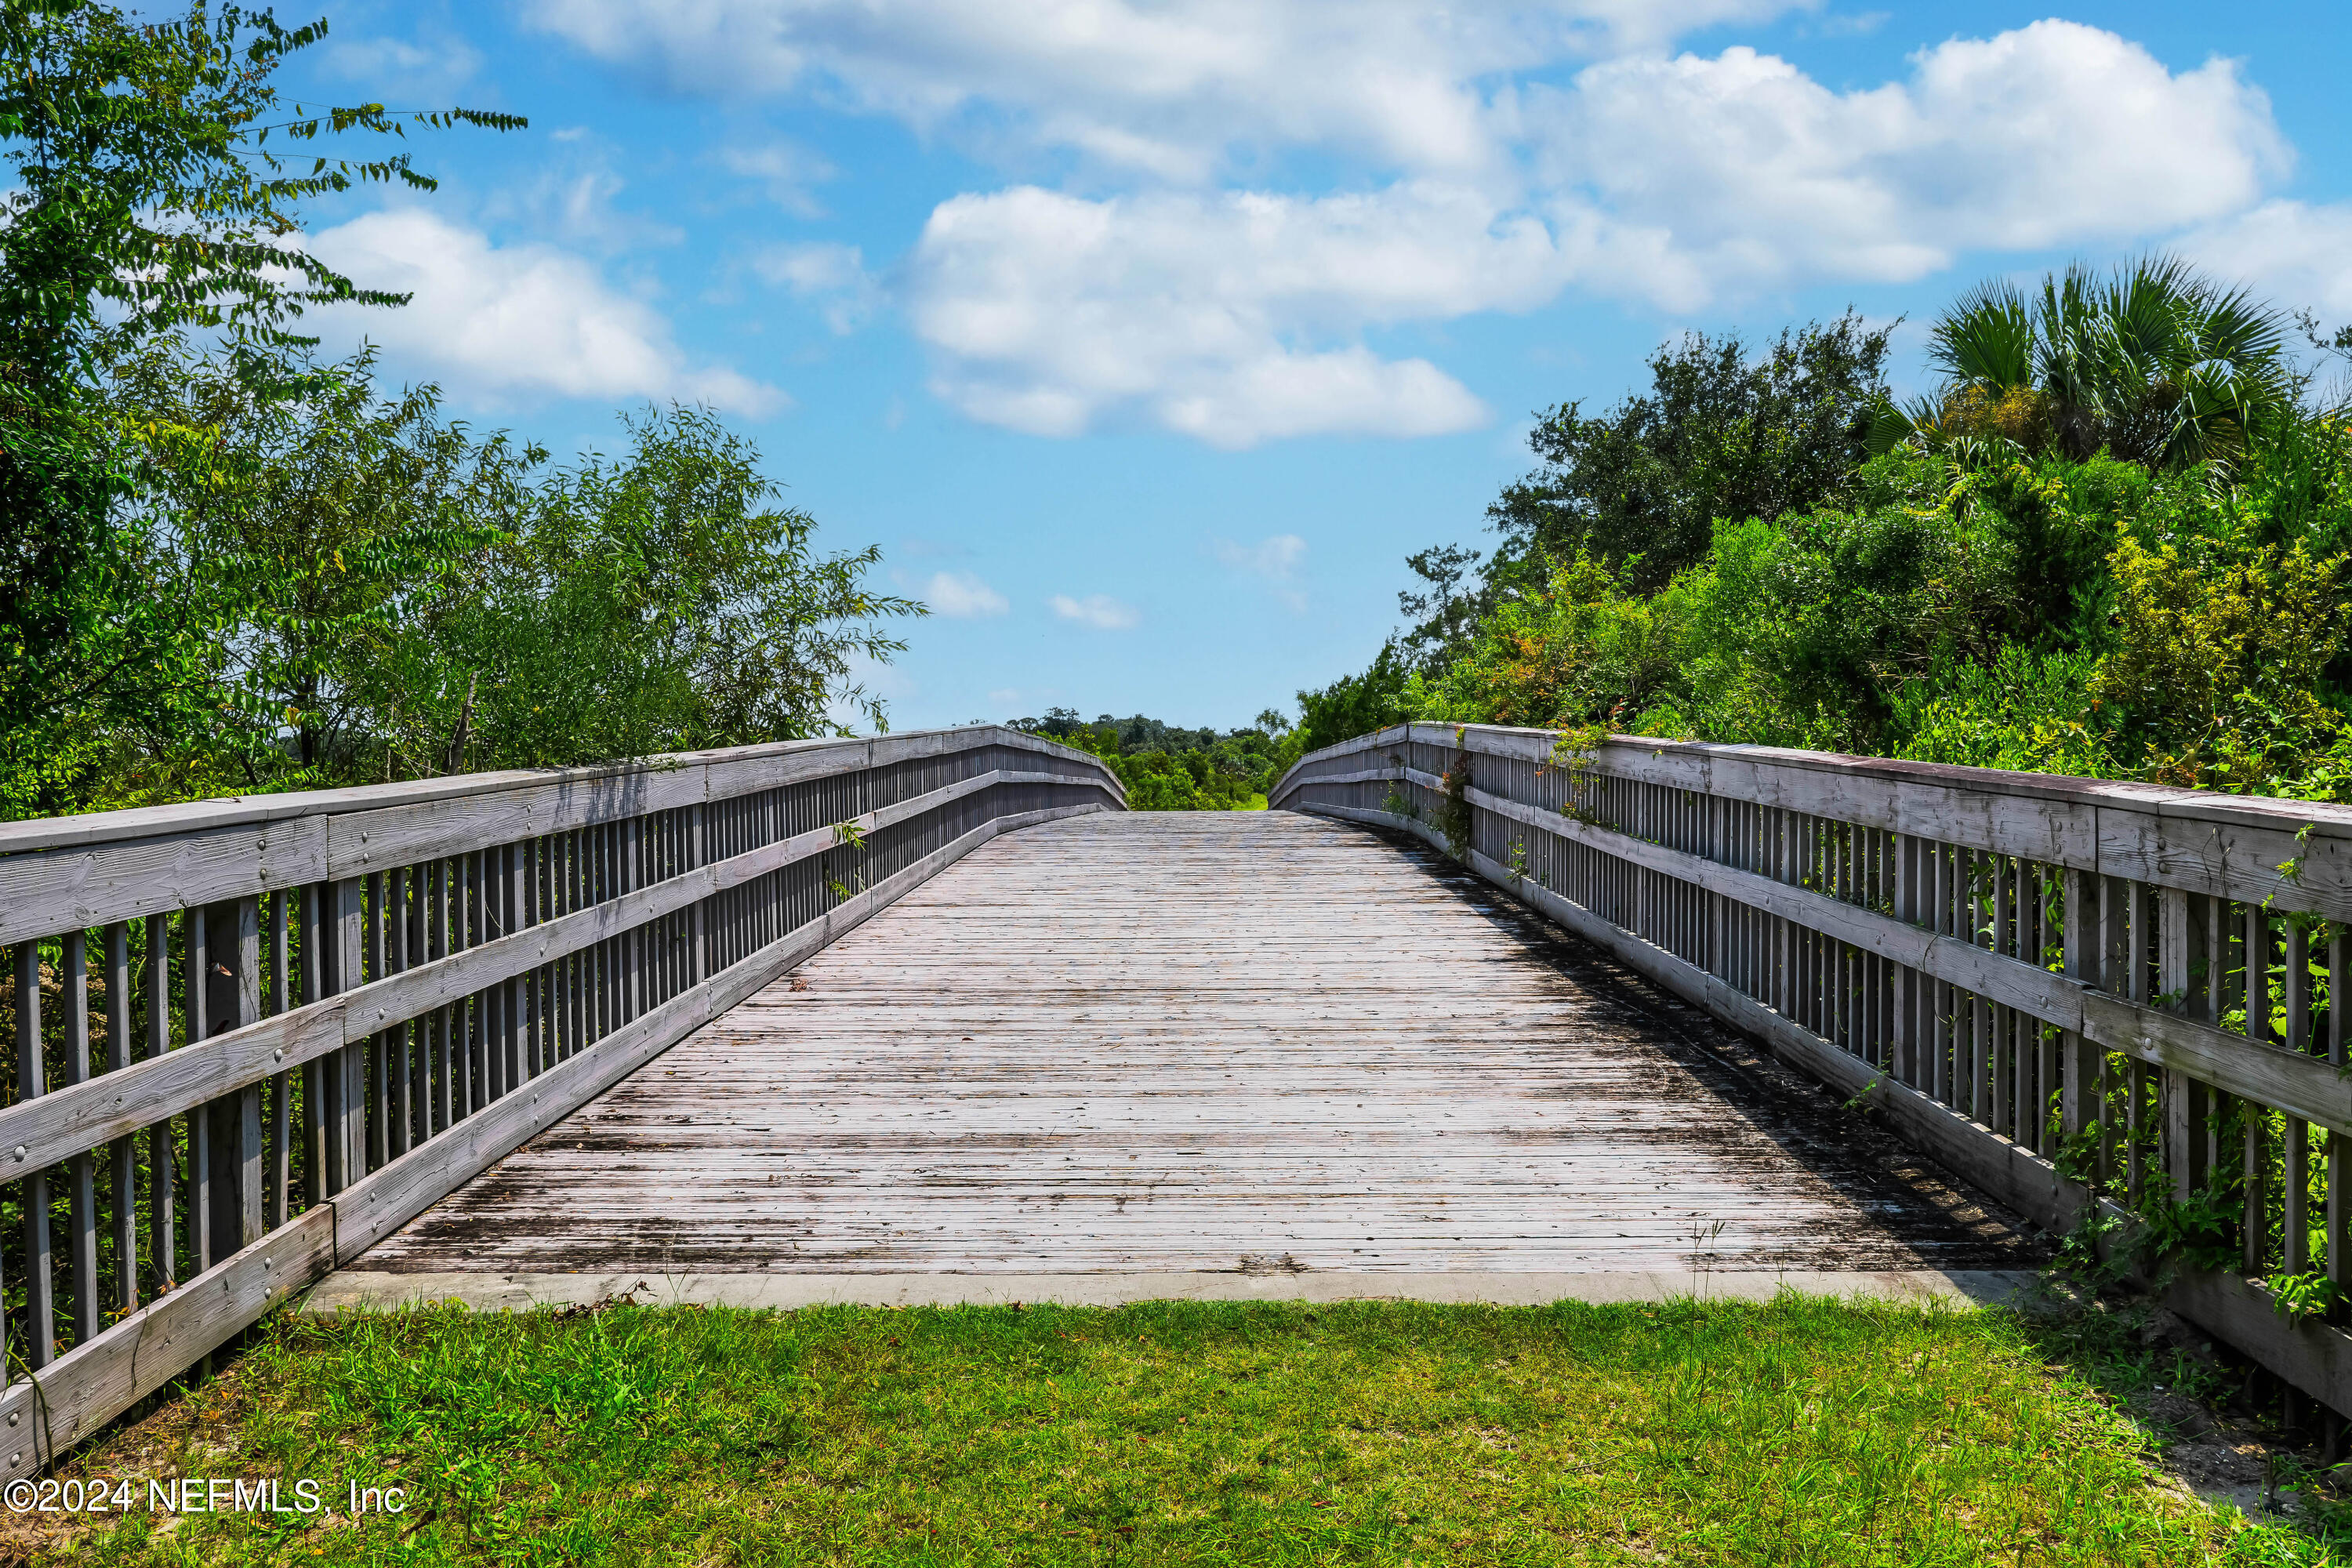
[16,939,54,1367]
[106,922,136,1317]
[387,869,411,1161]
[1893,833,1917,1087]
[2287,924,2313,1312]
[267,894,290,1232]
[2106,878,2141,1201]
[186,904,210,1273]
[147,913,176,1292]
[432,859,452,1134]
[299,890,325,1213]
[2025,866,2047,1152]
[521,839,541,1082]
[63,930,96,1346]
[2158,888,2199,1207]
[2329,928,2349,1370]
[1993,855,2015,1138]
[452,855,472,1118]
[505,840,527,1095]
[564,833,580,1050]
[690,804,709,990]
[328,878,367,1196]
[2058,869,2095,1161]
[366,872,387,1174]
[2246,907,2274,1275]
[2249,906,2276,1041]
[624,821,643,1027]
[469,849,488,1112]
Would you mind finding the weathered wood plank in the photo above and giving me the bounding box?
[361,811,2029,1279]
[331,800,1109,1265]
[0,730,1120,942]
[0,819,328,948]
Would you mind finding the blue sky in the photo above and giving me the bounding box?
[274,2,2352,732]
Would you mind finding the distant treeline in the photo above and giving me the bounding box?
[1007,709,1301,811]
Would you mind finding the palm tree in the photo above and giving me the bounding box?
[1882,256,2296,471]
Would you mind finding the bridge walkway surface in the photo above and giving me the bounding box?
[312,811,2040,1311]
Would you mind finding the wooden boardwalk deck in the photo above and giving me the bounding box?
[344,811,2034,1286]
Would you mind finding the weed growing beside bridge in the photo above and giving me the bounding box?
[13,1293,2338,1566]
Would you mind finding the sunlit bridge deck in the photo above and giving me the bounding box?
[319,811,2036,1308]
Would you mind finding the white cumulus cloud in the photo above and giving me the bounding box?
[2181,200,2352,320]
[908,185,1521,444]
[521,7,2295,449]
[320,31,483,96]
[895,21,2284,440]
[1214,534,1306,579]
[1050,593,1140,630]
[307,209,784,415]
[524,0,1809,180]
[1525,20,2286,304]
[921,570,1009,617]
[1215,533,1308,608]
[719,140,839,216]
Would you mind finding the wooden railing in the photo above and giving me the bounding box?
[0,727,1123,1468]
[1275,723,2352,1417]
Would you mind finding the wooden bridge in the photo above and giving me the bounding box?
[5,722,2352,1470]
[321,810,2029,1303]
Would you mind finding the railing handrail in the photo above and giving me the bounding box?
[0,727,1124,948]
[1,724,1116,856]
[1272,722,2352,921]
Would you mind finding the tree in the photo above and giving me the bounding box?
[104,342,541,793]
[0,0,519,815]
[412,406,921,770]
[1396,542,1484,673]
[1294,641,1414,754]
[1898,256,2296,472]
[1482,312,1893,594]
[0,1,520,390]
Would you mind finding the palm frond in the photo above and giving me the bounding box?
[1928,280,2033,388]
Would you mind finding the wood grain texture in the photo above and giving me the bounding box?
[0,775,1119,1175]
[0,727,1121,942]
[361,811,2033,1277]
[1272,725,2352,916]
[0,789,1109,1475]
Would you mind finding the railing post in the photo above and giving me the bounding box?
[105,921,136,1318]
[1893,833,1918,1087]
[62,930,96,1348]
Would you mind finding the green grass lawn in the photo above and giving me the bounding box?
[20,1293,2344,1566]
